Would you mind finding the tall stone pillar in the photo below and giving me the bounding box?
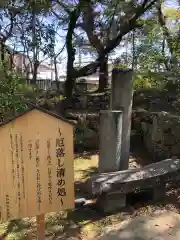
[98,110,123,173]
[110,68,134,170]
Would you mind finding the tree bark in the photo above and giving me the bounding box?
[98,57,108,92]
[31,1,38,85]
[53,56,60,92]
[32,61,39,85]
[64,2,82,107]
[0,42,5,62]
[64,49,75,107]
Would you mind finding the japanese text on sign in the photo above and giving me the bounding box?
[0,108,74,222]
[35,139,41,211]
[47,139,52,205]
[56,128,66,205]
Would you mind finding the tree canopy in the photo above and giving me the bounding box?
[0,0,179,110]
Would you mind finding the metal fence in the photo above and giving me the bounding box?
[26,79,52,90]
[26,79,99,92]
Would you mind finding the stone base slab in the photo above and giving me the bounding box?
[96,192,126,213]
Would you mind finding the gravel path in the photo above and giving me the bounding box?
[98,211,180,240]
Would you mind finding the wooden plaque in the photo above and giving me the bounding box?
[0,108,74,222]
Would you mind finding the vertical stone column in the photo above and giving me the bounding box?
[110,68,134,170]
[98,110,123,173]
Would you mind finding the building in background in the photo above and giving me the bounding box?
[12,51,56,90]
[13,53,55,79]
[2,44,115,91]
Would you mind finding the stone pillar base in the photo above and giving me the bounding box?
[153,186,166,201]
[99,110,123,173]
[96,192,126,213]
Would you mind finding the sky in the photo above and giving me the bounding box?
[165,0,179,7]
[5,0,180,76]
[55,0,180,75]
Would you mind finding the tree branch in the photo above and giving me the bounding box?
[156,2,179,69]
[156,3,174,55]
[56,0,71,15]
[103,0,158,56]
[82,0,103,52]
[66,2,82,67]
[75,0,158,78]
[106,1,118,38]
[0,11,15,41]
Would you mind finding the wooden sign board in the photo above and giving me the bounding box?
[0,107,74,223]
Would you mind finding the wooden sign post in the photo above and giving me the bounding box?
[0,106,74,239]
[36,214,45,240]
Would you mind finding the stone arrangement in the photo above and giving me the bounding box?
[85,157,180,212]
[132,110,180,160]
[66,111,100,151]
[69,93,110,110]
[83,68,180,213]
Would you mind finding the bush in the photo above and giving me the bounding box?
[133,75,152,89]
[0,64,37,120]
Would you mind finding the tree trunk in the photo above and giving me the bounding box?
[0,42,9,79]
[98,57,108,92]
[31,2,38,85]
[64,62,75,107]
[0,42,5,62]
[64,47,76,108]
[32,61,38,85]
[54,56,60,92]
[64,3,81,109]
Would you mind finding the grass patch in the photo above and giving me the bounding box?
[74,153,98,182]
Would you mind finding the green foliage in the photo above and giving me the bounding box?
[163,7,180,20]
[133,70,172,90]
[50,95,65,104]
[0,63,38,120]
[0,0,179,103]
[133,74,153,90]
[0,76,26,119]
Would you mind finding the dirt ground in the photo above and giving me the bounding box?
[99,211,180,240]
[0,148,180,239]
